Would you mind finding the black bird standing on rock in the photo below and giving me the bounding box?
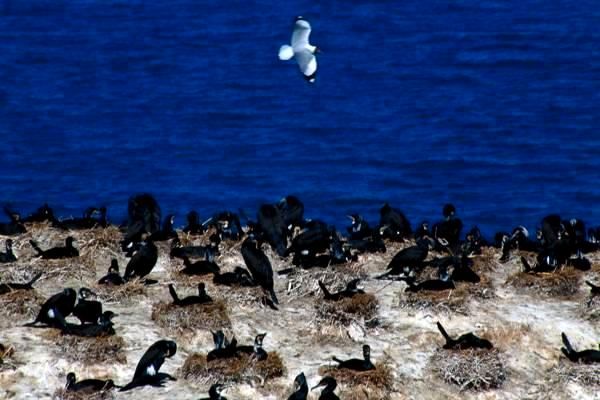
[124,235,158,281]
[436,322,493,350]
[121,194,161,250]
[379,203,412,241]
[183,211,204,234]
[332,344,375,371]
[277,195,305,235]
[149,214,178,242]
[30,237,79,259]
[0,239,17,263]
[287,372,309,400]
[241,236,278,305]
[120,340,177,391]
[311,376,339,400]
[433,203,463,248]
[257,204,287,257]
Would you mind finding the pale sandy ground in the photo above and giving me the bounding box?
[0,224,598,400]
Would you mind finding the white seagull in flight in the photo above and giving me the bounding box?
[278,16,319,83]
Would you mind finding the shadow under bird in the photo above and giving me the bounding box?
[0,272,42,295]
[0,239,17,263]
[168,283,212,306]
[120,340,177,391]
[241,236,278,306]
[65,372,119,393]
[311,376,339,400]
[561,333,600,363]
[279,16,320,83]
[30,236,79,259]
[332,344,375,372]
[436,322,493,350]
[287,372,309,400]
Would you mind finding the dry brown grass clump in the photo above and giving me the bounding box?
[318,360,394,400]
[0,289,45,325]
[0,342,16,372]
[547,360,600,387]
[180,351,286,386]
[315,293,378,327]
[429,348,506,391]
[481,323,531,350]
[151,300,231,336]
[94,280,146,303]
[53,388,115,400]
[286,268,365,300]
[42,330,126,364]
[398,277,493,314]
[473,247,503,272]
[506,268,581,297]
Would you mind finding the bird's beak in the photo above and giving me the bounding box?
[311,382,324,391]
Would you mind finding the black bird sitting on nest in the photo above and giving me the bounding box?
[560,333,600,363]
[318,279,364,301]
[436,322,493,350]
[30,236,79,259]
[168,283,212,306]
[73,288,102,324]
[0,272,42,295]
[65,372,120,393]
[332,344,375,372]
[98,259,125,285]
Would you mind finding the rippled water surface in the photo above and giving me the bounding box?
[0,0,599,236]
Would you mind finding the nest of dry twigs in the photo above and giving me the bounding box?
[506,268,581,298]
[547,360,600,387]
[42,330,126,364]
[315,293,378,329]
[53,388,116,400]
[318,359,394,400]
[429,348,506,391]
[151,300,231,336]
[180,351,286,386]
[94,280,147,303]
[0,289,45,326]
[285,268,366,300]
[397,275,493,314]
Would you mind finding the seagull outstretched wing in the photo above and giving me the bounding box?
[295,49,317,82]
[291,18,311,50]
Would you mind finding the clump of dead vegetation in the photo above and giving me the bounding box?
[506,268,581,298]
[53,388,115,400]
[286,268,365,300]
[94,279,147,303]
[0,342,16,372]
[397,276,494,314]
[318,358,395,400]
[42,330,126,364]
[481,323,531,351]
[547,360,600,387]
[0,289,45,326]
[429,348,506,391]
[315,293,378,328]
[580,294,600,321]
[180,351,286,386]
[151,300,231,336]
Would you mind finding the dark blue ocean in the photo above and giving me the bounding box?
[0,0,599,238]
